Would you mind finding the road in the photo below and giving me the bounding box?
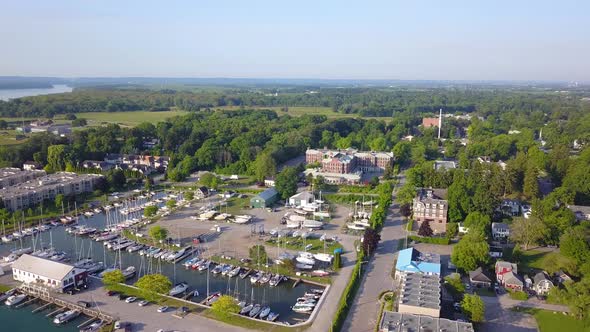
[341,175,407,332]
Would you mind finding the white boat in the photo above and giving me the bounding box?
[313,211,331,218]
[259,306,271,319]
[169,282,189,296]
[240,304,253,315]
[295,263,313,270]
[286,221,301,229]
[1,235,14,243]
[311,270,331,277]
[233,215,252,224]
[346,222,368,230]
[302,220,323,229]
[250,271,263,284]
[122,266,136,279]
[80,319,103,332]
[292,304,314,313]
[0,289,16,302]
[199,210,217,220]
[296,253,316,265]
[197,260,211,271]
[313,253,333,263]
[214,213,232,220]
[228,266,241,278]
[93,208,102,213]
[4,293,26,306]
[53,309,80,324]
[249,304,261,318]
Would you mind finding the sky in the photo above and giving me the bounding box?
[0,0,589,81]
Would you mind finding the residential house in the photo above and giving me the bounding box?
[195,187,209,199]
[469,267,492,288]
[395,248,441,278]
[567,205,590,221]
[553,270,572,285]
[422,117,440,128]
[264,178,276,187]
[496,261,523,290]
[412,188,448,234]
[533,272,554,295]
[433,160,456,171]
[491,222,510,240]
[499,199,521,217]
[81,160,114,172]
[250,188,279,208]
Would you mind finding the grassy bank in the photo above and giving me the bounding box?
[265,237,343,254]
[512,307,590,332]
[78,110,189,127]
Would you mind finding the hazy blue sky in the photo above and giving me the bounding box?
[1,0,588,81]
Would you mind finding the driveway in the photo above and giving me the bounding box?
[481,296,538,332]
[341,175,407,332]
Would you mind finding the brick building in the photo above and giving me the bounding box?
[412,188,448,234]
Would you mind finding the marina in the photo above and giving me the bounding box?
[0,191,327,328]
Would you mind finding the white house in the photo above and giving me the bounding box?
[533,271,554,295]
[11,254,87,292]
[289,191,315,208]
[491,222,510,239]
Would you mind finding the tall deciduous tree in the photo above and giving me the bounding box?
[149,225,168,243]
[275,166,299,200]
[362,227,381,256]
[451,231,489,271]
[253,152,276,182]
[134,273,172,301]
[418,220,434,237]
[461,294,485,322]
[211,295,241,319]
[523,164,539,199]
[101,270,125,289]
[510,217,546,250]
[46,144,68,172]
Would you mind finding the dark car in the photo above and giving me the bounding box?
[119,294,128,301]
[77,300,90,308]
[180,306,189,313]
[107,290,119,296]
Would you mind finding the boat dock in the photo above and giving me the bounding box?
[172,247,198,264]
[18,284,117,323]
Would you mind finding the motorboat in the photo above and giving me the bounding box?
[250,271,263,284]
[127,243,144,253]
[0,289,16,302]
[296,252,316,265]
[239,268,251,279]
[197,260,211,271]
[295,263,313,270]
[169,282,189,296]
[233,215,252,224]
[211,264,223,275]
[267,312,279,322]
[4,293,25,306]
[205,292,221,306]
[259,306,271,319]
[302,220,323,229]
[346,222,368,230]
[122,266,136,279]
[183,257,201,268]
[1,235,14,243]
[248,304,261,318]
[311,270,330,277]
[240,303,253,315]
[269,274,285,287]
[259,273,272,284]
[313,253,333,263]
[292,304,314,313]
[80,319,103,332]
[228,266,241,278]
[53,309,80,324]
[297,297,317,304]
[221,264,233,276]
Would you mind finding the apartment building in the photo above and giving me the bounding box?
[412,188,448,234]
[0,172,104,211]
[0,168,46,189]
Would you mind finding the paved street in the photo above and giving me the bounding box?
[341,176,407,332]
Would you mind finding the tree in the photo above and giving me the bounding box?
[393,141,412,165]
[0,119,7,129]
[166,199,177,209]
[510,217,546,250]
[199,172,218,189]
[46,144,69,172]
[184,191,194,201]
[144,177,153,190]
[400,203,412,218]
[275,166,299,200]
[71,118,87,127]
[361,227,381,256]
[107,169,126,190]
[451,232,489,271]
[144,205,158,217]
[211,295,241,319]
[249,245,268,266]
[446,222,458,239]
[523,164,539,199]
[54,194,65,209]
[333,252,341,269]
[559,227,590,264]
[418,220,434,237]
[253,152,276,182]
[461,294,485,322]
[463,212,491,234]
[134,273,172,301]
[149,225,168,243]
[102,269,125,288]
[396,183,416,206]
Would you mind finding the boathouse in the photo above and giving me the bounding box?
[250,187,279,208]
[11,254,88,292]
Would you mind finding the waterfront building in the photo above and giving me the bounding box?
[288,191,315,208]
[0,172,104,211]
[397,273,441,317]
[0,167,46,189]
[12,254,88,292]
[250,187,279,208]
[305,148,394,174]
[395,248,441,278]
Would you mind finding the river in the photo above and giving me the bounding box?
[0,85,73,101]
[0,194,321,329]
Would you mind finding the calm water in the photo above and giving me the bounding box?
[0,84,72,101]
[0,301,82,332]
[0,196,322,327]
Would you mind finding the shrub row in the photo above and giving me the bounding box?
[331,251,365,331]
[408,235,450,245]
[370,182,394,230]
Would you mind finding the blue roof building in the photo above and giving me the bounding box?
[395,248,441,276]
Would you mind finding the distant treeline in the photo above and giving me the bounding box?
[0,86,586,118]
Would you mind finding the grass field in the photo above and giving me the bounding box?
[513,307,590,332]
[78,110,189,126]
[214,105,392,121]
[519,249,572,274]
[0,129,28,145]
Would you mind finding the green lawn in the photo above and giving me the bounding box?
[77,110,189,127]
[519,249,572,274]
[0,129,29,145]
[513,307,590,332]
[0,284,13,292]
[214,105,392,122]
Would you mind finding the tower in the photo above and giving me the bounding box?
[438,108,442,140]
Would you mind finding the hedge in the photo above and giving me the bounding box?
[408,235,450,245]
[331,251,364,332]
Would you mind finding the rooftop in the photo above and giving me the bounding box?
[433,160,457,171]
[256,187,279,201]
[491,222,509,230]
[399,273,441,310]
[396,248,441,275]
[12,254,76,280]
[0,172,103,198]
[380,311,474,332]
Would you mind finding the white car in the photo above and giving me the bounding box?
[125,296,137,303]
[138,300,150,307]
[157,306,169,313]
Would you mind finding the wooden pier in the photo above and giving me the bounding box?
[15,296,37,308]
[32,301,53,313]
[18,284,117,323]
[293,278,302,288]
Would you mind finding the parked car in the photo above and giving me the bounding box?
[114,321,126,329]
[138,300,150,307]
[157,306,169,313]
[118,294,128,301]
[107,290,119,296]
[125,296,137,303]
[77,300,90,308]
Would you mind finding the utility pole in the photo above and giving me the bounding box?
[438,108,442,140]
